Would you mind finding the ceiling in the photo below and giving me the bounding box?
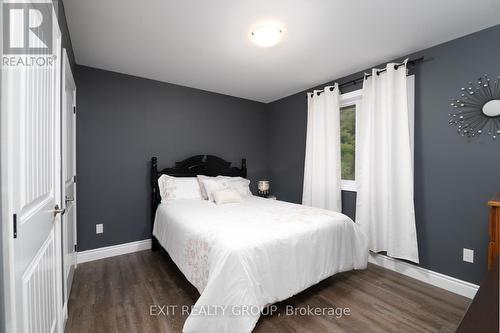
[63,0,500,103]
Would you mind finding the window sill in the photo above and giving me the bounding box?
[341,180,357,192]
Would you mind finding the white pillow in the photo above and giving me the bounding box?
[197,175,232,200]
[158,175,202,202]
[201,177,252,202]
[200,178,226,202]
[219,177,252,197]
[213,189,242,205]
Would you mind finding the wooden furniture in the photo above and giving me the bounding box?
[456,257,499,333]
[488,194,500,271]
[150,155,247,251]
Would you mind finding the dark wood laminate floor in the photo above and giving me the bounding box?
[65,250,470,333]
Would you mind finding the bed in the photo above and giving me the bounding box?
[150,155,368,333]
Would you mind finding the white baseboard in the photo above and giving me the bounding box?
[368,253,479,299]
[77,239,152,264]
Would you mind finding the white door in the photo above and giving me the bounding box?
[1,4,63,333]
[61,49,77,315]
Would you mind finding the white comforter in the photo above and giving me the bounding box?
[153,196,368,333]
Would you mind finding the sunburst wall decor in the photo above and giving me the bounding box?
[448,74,500,140]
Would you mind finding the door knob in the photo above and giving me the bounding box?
[53,204,65,216]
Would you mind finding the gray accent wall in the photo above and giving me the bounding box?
[75,66,269,251]
[267,24,500,284]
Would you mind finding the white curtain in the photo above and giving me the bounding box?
[302,83,342,212]
[356,62,419,263]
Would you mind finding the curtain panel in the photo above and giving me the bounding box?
[356,63,419,263]
[302,83,342,212]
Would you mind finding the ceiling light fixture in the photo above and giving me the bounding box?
[250,24,284,48]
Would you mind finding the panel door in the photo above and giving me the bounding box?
[3,3,63,333]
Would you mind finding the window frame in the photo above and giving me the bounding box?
[339,89,362,192]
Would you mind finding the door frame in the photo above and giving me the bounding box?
[1,5,64,333]
[61,48,77,326]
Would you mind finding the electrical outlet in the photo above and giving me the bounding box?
[463,248,474,263]
[96,223,103,234]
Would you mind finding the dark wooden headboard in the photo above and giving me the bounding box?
[150,155,247,249]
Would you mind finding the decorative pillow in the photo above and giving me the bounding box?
[200,177,251,201]
[200,178,226,202]
[197,175,232,200]
[158,175,202,202]
[219,177,252,197]
[213,189,242,205]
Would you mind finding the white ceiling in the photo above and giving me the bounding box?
[64,0,500,103]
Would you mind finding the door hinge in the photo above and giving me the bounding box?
[73,175,77,183]
[73,106,76,114]
[74,244,78,252]
[13,214,17,239]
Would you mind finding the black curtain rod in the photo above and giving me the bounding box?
[310,56,424,96]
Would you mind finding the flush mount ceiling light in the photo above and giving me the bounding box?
[250,24,284,48]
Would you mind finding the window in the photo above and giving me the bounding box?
[339,89,362,192]
[340,105,356,181]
